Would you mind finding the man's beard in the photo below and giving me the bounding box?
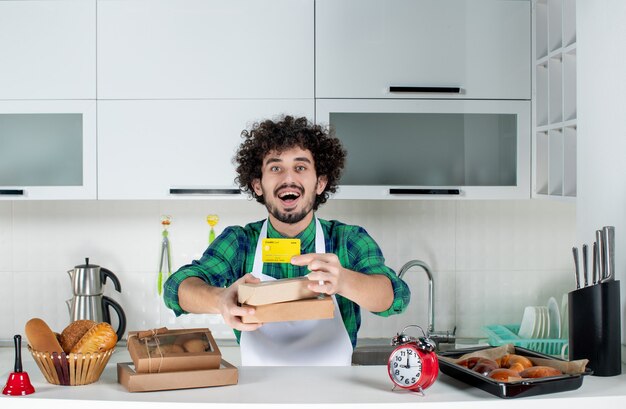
[265,198,314,224]
[264,183,317,225]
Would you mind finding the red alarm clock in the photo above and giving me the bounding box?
[387,325,439,394]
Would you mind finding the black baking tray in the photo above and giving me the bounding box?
[438,346,592,399]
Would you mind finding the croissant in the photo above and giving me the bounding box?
[70,322,117,354]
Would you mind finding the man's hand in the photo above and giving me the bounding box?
[290,253,345,295]
[218,273,264,331]
[290,253,394,313]
[178,274,263,332]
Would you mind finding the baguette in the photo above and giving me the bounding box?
[24,318,64,354]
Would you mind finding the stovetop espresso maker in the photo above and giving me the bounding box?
[66,258,126,340]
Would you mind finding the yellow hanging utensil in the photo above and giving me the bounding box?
[207,214,219,244]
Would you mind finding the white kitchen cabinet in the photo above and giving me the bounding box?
[97,0,313,99]
[316,99,530,200]
[532,0,577,199]
[0,0,96,99]
[316,0,531,100]
[97,100,314,200]
[0,101,97,200]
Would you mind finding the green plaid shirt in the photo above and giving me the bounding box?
[163,217,410,347]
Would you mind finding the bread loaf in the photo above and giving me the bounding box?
[24,318,64,354]
[60,320,96,353]
[70,322,117,354]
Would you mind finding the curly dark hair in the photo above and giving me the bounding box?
[234,115,346,210]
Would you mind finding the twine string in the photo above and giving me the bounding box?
[139,328,164,373]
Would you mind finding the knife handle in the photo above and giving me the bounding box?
[572,247,580,289]
[602,226,615,281]
[582,244,589,287]
[592,242,599,285]
[596,230,605,280]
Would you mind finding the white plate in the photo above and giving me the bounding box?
[532,306,544,338]
[547,296,561,339]
[539,307,550,338]
[535,306,549,338]
[518,306,536,339]
[561,293,569,339]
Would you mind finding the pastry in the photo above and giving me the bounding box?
[59,320,96,353]
[498,353,533,370]
[149,344,185,355]
[488,368,521,382]
[70,322,118,354]
[24,318,64,354]
[472,358,499,376]
[182,338,209,353]
[520,365,562,378]
[456,356,480,369]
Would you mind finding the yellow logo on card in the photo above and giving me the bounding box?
[262,238,301,263]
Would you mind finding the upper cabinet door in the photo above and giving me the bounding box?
[0,100,97,200]
[316,0,530,100]
[97,0,314,99]
[97,99,314,200]
[0,0,96,99]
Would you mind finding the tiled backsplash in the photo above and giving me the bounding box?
[0,199,575,342]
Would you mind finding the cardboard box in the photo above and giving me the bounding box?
[127,328,221,373]
[117,360,238,392]
[238,276,318,305]
[241,296,334,323]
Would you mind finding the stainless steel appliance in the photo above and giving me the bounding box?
[66,258,126,340]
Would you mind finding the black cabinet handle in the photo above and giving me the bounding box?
[389,86,461,93]
[389,188,460,195]
[169,188,241,195]
[0,189,24,196]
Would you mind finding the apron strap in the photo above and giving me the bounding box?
[251,217,324,278]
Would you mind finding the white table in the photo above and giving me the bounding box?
[1,346,625,408]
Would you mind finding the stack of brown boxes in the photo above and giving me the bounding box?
[117,328,238,392]
[238,277,334,323]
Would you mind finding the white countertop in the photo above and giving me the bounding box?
[1,346,626,408]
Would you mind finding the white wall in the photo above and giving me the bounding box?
[0,199,575,343]
[576,1,626,355]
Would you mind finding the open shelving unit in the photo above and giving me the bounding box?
[533,0,577,200]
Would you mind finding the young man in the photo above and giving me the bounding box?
[164,115,410,365]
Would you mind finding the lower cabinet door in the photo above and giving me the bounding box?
[97,100,314,199]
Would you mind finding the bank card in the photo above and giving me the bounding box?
[262,238,301,263]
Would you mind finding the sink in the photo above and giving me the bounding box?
[351,344,459,366]
[351,344,396,366]
[351,338,482,366]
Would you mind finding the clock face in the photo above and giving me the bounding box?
[388,346,423,388]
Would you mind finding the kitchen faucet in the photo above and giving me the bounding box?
[398,260,455,348]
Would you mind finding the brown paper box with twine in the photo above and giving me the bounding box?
[127,328,221,374]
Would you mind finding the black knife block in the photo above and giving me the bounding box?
[568,280,622,376]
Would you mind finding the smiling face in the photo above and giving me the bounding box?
[252,147,327,235]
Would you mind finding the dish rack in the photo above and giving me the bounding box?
[482,325,568,356]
